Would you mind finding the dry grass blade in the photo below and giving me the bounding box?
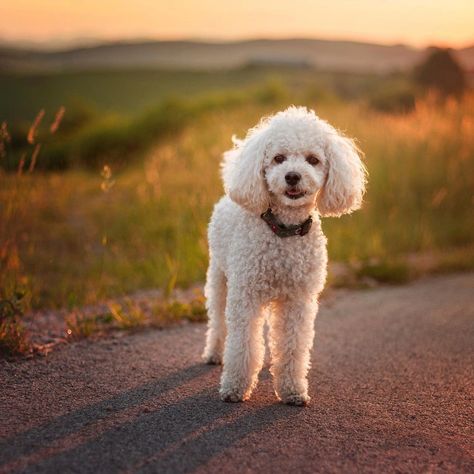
[17,153,26,175]
[27,109,45,145]
[50,106,66,134]
[28,144,41,173]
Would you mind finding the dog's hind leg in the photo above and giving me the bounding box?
[269,297,318,406]
[202,262,227,365]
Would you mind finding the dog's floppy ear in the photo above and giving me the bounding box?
[317,129,367,217]
[221,126,269,214]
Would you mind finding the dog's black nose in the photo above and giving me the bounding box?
[285,172,301,186]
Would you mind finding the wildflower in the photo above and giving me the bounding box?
[100,165,115,192]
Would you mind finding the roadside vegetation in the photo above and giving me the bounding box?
[1,49,472,355]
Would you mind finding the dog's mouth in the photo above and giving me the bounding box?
[285,188,306,200]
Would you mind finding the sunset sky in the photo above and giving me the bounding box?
[1,0,473,48]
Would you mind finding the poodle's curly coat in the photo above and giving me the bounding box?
[203,106,367,405]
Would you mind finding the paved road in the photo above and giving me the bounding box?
[1,273,473,473]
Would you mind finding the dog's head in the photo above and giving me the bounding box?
[222,106,367,217]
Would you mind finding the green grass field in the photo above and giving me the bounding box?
[0,68,276,121]
[1,80,473,311]
[0,67,388,122]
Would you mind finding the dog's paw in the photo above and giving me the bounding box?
[219,387,245,403]
[281,393,310,407]
[203,353,222,365]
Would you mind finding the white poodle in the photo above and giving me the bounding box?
[203,106,367,405]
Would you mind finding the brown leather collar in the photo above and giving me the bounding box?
[260,208,312,238]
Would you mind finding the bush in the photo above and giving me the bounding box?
[415,48,467,97]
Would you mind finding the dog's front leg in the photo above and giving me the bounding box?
[269,297,318,406]
[220,290,265,402]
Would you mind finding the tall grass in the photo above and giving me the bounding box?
[324,94,474,260]
[1,92,473,310]
[2,83,286,171]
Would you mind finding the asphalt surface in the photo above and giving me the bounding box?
[1,273,473,473]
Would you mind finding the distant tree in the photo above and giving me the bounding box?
[415,48,467,97]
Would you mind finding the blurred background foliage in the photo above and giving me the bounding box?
[0,47,473,311]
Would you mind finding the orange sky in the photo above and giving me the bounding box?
[1,0,473,48]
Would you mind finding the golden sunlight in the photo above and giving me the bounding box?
[0,0,473,47]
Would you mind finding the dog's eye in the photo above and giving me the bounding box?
[306,154,320,166]
[273,154,286,164]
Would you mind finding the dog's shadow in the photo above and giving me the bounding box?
[1,363,298,473]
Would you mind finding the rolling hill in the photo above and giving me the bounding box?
[1,38,472,74]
